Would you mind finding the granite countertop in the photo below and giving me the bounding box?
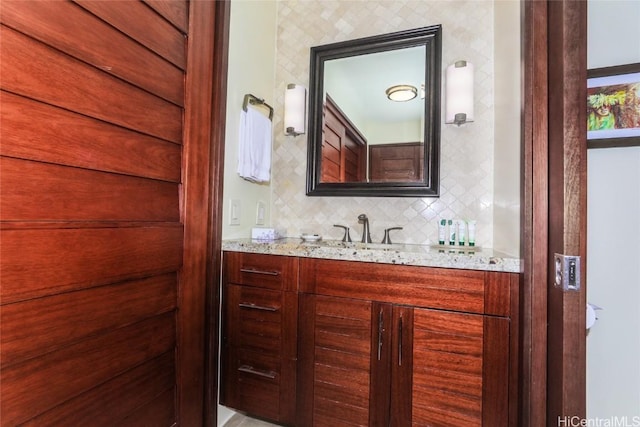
[222,238,521,273]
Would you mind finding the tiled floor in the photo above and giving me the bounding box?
[223,414,279,427]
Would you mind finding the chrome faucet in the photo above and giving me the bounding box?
[333,224,352,242]
[358,214,372,243]
[381,227,403,244]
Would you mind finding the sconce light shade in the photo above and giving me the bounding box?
[284,83,306,136]
[445,60,474,126]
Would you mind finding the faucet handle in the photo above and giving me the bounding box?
[381,227,403,244]
[333,224,352,242]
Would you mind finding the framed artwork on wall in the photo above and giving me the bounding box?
[587,62,640,149]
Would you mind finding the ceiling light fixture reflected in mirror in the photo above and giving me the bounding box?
[385,84,418,102]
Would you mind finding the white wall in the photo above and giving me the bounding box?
[492,0,521,256]
[269,0,522,253]
[219,3,278,423]
[219,1,520,255]
[586,0,640,420]
[221,1,277,241]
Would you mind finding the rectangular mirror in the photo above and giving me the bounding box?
[306,26,442,197]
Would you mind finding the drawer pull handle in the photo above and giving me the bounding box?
[238,365,277,379]
[238,303,278,312]
[240,268,280,276]
[398,315,403,366]
[377,308,384,361]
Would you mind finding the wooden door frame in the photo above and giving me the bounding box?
[194,1,589,425]
[520,1,587,426]
[546,1,587,424]
[180,0,229,425]
[204,2,230,426]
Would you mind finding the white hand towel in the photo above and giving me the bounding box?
[237,107,272,183]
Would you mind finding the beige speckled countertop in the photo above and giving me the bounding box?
[222,238,521,273]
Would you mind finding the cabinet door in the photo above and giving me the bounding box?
[298,295,390,426]
[409,308,509,426]
[390,305,414,426]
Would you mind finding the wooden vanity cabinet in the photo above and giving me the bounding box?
[220,252,518,426]
[297,258,518,427]
[220,252,299,425]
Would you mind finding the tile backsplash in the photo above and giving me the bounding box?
[269,1,497,247]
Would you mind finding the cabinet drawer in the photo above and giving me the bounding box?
[300,258,513,315]
[225,285,282,355]
[236,349,280,381]
[224,252,298,291]
[225,349,281,421]
[236,285,282,322]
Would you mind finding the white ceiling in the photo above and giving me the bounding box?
[323,45,426,124]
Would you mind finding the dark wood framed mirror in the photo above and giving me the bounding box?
[306,25,442,197]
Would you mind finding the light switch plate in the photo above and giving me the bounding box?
[256,201,266,225]
[229,199,241,226]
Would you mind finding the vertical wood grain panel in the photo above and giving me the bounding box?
[1,93,181,182]
[520,1,549,425]
[483,316,510,426]
[296,294,317,427]
[484,270,513,316]
[280,291,299,425]
[205,2,230,423]
[312,296,372,426]
[546,1,588,424]
[412,308,484,425]
[179,1,219,423]
[389,306,413,426]
[0,25,182,143]
[509,271,520,426]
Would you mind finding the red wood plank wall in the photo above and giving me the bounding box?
[0,1,196,425]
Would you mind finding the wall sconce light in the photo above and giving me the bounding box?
[385,84,418,102]
[284,83,306,136]
[445,60,474,126]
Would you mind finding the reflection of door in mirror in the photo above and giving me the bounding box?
[369,142,424,182]
[321,95,367,182]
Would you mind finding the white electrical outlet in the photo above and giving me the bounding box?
[256,201,266,225]
[229,199,241,225]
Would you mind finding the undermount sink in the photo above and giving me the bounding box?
[299,239,405,251]
[299,239,482,255]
